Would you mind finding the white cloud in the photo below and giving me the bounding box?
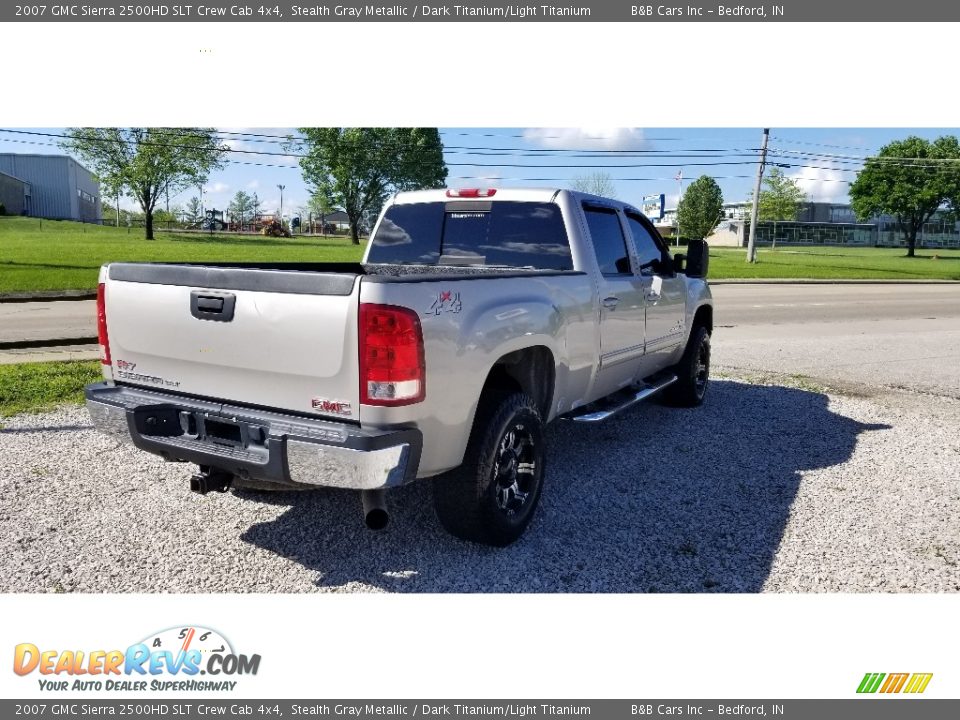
[788,166,850,203]
[246,179,259,189]
[205,181,230,194]
[523,127,650,151]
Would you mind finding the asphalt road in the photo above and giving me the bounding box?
[0,299,96,343]
[714,283,960,326]
[710,284,960,398]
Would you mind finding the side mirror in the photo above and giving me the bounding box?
[685,239,710,278]
[672,253,686,274]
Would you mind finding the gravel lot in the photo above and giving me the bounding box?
[1,376,958,593]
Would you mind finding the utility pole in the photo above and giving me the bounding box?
[115,189,120,227]
[746,128,769,264]
[277,184,285,226]
[675,169,683,247]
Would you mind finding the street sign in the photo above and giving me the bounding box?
[642,193,665,221]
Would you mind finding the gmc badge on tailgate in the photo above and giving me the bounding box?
[311,398,353,416]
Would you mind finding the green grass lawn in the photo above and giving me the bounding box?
[0,216,367,294]
[2,216,959,293]
[707,245,960,280]
[0,360,102,417]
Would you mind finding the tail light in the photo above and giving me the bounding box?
[96,282,111,365]
[359,303,425,406]
[446,188,496,198]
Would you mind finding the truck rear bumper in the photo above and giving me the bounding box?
[85,382,421,490]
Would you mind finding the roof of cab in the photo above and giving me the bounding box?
[389,187,643,216]
[391,187,563,204]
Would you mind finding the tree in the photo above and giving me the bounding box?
[101,199,134,227]
[152,207,178,228]
[292,128,447,243]
[101,198,118,225]
[184,196,203,225]
[228,190,255,228]
[749,167,807,249]
[308,190,336,235]
[60,128,226,239]
[676,175,724,240]
[571,171,617,198]
[849,135,960,257]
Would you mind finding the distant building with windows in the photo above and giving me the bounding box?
[659,201,960,248]
[0,153,101,221]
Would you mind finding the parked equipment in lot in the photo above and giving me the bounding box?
[86,188,713,546]
[260,217,291,237]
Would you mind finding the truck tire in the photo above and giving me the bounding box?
[662,325,711,407]
[433,392,546,547]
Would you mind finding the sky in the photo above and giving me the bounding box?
[1,127,958,216]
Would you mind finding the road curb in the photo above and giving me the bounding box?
[0,337,98,351]
[0,291,97,303]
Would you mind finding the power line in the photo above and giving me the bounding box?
[0,128,766,162]
[20,127,960,171]
[0,129,766,168]
[7,127,953,167]
[772,148,960,166]
[146,128,764,155]
[15,129,960,189]
[772,136,877,152]
[0,137,863,186]
[0,137,302,170]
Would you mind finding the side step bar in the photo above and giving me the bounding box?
[566,374,678,423]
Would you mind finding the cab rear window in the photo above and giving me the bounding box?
[368,201,573,271]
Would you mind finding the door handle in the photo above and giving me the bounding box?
[602,296,620,309]
[190,291,236,322]
[645,290,661,303]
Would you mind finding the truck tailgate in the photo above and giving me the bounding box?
[104,264,361,421]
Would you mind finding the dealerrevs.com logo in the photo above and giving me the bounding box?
[13,626,261,692]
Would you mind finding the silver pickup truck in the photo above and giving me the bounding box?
[86,188,713,546]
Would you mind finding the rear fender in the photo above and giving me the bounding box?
[443,296,565,471]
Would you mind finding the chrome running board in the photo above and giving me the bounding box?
[566,374,678,423]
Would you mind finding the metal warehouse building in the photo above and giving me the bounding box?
[0,170,30,216]
[0,153,101,221]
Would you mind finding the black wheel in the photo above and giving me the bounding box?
[433,392,546,547]
[662,325,711,407]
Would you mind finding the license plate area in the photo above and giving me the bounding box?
[197,415,268,452]
[134,405,268,453]
[204,418,243,446]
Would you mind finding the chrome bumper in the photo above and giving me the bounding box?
[85,383,421,490]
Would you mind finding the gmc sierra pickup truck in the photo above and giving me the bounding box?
[86,188,713,546]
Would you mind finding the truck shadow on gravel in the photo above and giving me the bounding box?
[239,380,890,592]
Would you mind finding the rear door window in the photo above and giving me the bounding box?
[368,201,572,270]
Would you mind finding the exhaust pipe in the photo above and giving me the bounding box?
[190,468,233,495]
[361,489,389,530]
